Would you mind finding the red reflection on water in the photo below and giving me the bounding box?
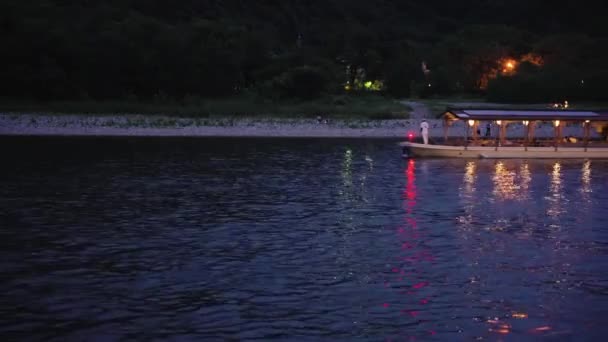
[412,281,429,289]
[490,328,510,335]
[405,160,417,205]
[384,159,437,340]
[531,326,551,333]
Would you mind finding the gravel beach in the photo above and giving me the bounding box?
[0,113,600,139]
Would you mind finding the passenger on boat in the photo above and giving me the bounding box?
[420,119,429,144]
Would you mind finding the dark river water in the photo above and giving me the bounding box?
[1,137,608,341]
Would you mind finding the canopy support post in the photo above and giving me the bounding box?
[473,121,478,144]
[529,121,536,146]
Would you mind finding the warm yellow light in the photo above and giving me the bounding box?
[496,120,502,125]
[502,59,516,73]
[361,80,383,91]
[585,119,590,124]
[554,120,560,127]
[468,119,475,127]
[522,120,529,126]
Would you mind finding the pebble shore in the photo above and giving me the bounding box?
[0,113,600,139]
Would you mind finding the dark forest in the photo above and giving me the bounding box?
[2,1,607,104]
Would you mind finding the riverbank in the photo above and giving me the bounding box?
[0,113,422,138]
[0,113,598,139]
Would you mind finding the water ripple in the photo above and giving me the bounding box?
[1,137,608,341]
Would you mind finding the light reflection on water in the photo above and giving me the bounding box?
[1,137,608,341]
[463,161,476,196]
[385,159,437,340]
[341,148,353,190]
[520,162,531,200]
[452,158,607,339]
[493,161,518,201]
[458,161,476,227]
[582,160,592,197]
[547,162,563,219]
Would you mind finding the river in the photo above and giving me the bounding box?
[1,137,607,341]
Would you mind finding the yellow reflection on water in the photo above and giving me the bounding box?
[582,160,591,190]
[465,161,476,186]
[581,160,592,203]
[520,163,531,192]
[551,162,561,189]
[547,162,562,218]
[492,161,517,200]
[463,161,476,196]
[459,161,477,226]
[340,149,375,205]
[550,162,562,200]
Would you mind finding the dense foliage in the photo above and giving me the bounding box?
[1,1,607,103]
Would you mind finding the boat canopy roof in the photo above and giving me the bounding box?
[443,108,608,121]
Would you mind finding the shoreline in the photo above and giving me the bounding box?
[0,113,599,139]
[0,113,425,138]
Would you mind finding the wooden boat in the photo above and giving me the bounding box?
[400,142,608,159]
[400,108,608,159]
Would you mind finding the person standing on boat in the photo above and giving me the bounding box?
[420,119,429,144]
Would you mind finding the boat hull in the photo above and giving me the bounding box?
[399,142,608,159]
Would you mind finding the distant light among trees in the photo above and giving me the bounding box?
[0,1,606,104]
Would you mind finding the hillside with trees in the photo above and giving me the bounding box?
[1,0,607,105]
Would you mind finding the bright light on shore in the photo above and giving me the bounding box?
[502,59,517,73]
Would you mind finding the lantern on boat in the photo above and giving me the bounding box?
[468,120,475,127]
[522,120,529,126]
[496,120,502,126]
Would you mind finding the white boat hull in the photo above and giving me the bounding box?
[399,142,608,159]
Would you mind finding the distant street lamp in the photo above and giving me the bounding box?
[502,59,517,73]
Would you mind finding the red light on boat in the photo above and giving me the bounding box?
[408,133,414,140]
